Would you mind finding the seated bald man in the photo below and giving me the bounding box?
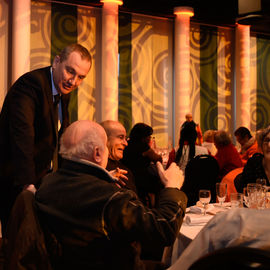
[100,120,137,193]
[35,120,187,270]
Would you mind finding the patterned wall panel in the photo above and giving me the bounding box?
[200,26,218,133]
[119,12,132,134]
[190,24,201,128]
[51,3,78,123]
[77,6,101,121]
[0,0,9,109]
[257,36,270,130]
[217,27,233,133]
[30,1,51,70]
[250,36,257,133]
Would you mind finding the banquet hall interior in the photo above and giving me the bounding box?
[1,0,270,148]
[2,0,270,269]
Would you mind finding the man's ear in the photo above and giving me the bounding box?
[52,55,60,68]
[93,146,102,164]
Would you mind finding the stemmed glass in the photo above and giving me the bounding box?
[216,183,227,206]
[199,190,211,215]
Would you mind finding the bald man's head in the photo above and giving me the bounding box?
[59,120,108,168]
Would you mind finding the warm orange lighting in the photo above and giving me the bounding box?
[100,0,123,5]
[174,6,194,17]
[236,23,251,28]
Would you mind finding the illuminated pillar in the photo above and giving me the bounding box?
[235,24,250,129]
[174,7,194,145]
[12,0,31,83]
[100,0,123,121]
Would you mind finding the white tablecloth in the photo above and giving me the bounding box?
[162,203,230,266]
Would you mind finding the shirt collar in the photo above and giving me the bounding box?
[50,67,59,96]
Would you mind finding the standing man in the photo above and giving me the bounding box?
[100,120,137,193]
[181,113,203,145]
[0,44,92,235]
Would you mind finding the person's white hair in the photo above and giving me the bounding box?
[59,120,106,161]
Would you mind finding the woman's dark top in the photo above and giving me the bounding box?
[234,153,269,192]
[122,141,162,196]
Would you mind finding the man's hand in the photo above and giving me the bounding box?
[156,162,184,190]
[24,184,37,194]
[109,168,128,188]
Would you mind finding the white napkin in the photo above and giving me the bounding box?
[185,213,213,225]
[188,203,215,214]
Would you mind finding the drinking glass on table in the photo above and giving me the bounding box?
[256,178,267,187]
[247,183,262,209]
[199,190,211,215]
[216,183,227,206]
[230,193,243,208]
[243,187,249,207]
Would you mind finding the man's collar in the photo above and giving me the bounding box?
[50,67,59,96]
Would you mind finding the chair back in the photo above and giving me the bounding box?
[182,154,219,207]
[4,190,53,270]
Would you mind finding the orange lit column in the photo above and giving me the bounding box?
[174,7,194,145]
[100,0,123,121]
[235,24,251,129]
[12,0,31,83]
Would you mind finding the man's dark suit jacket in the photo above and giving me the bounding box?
[0,67,70,230]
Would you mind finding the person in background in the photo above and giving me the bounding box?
[234,126,270,192]
[100,120,137,193]
[35,120,187,270]
[0,44,92,236]
[214,130,243,180]
[181,113,203,145]
[166,121,208,172]
[202,129,217,156]
[234,126,259,165]
[122,123,163,206]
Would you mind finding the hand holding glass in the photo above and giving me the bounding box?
[216,183,227,206]
[199,190,211,215]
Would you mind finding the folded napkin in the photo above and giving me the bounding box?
[185,213,213,225]
[188,203,215,214]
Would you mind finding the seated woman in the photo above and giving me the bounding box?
[214,130,243,180]
[202,129,217,156]
[122,123,163,206]
[166,121,208,171]
[234,126,270,192]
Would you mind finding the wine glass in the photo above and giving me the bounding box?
[199,190,211,215]
[216,183,227,206]
[243,187,249,207]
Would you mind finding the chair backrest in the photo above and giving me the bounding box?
[189,246,270,270]
[182,154,219,206]
[4,190,53,270]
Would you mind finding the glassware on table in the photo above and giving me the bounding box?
[264,186,270,209]
[230,193,243,208]
[256,178,267,187]
[216,183,227,206]
[243,187,249,207]
[199,189,211,215]
[246,183,262,209]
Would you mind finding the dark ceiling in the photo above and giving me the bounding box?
[58,0,270,35]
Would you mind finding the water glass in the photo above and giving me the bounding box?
[230,193,243,208]
[216,183,227,206]
[199,190,211,215]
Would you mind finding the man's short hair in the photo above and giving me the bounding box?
[59,44,92,63]
[234,127,252,139]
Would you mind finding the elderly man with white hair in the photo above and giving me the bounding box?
[35,120,187,270]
